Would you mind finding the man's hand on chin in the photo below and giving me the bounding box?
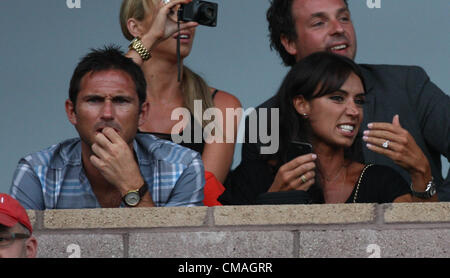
[89,127,144,195]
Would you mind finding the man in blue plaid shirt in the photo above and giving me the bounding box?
[10,46,204,209]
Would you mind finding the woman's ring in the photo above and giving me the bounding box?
[162,0,170,5]
[300,175,307,184]
[382,140,390,149]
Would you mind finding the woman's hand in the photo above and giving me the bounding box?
[363,114,433,192]
[142,0,198,50]
[268,154,317,192]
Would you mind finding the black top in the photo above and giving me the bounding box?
[344,164,411,203]
[230,64,450,201]
[139,90,220,154]
[219,159,411,205]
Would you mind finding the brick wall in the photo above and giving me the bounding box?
[28,203,450,258]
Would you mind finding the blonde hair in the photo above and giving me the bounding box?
[120,0,215,128]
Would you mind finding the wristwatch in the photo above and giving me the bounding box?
[410,178,437,199]
[129,37,151,61]
[123,183,148,207]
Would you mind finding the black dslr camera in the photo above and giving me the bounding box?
[178,0,218,27]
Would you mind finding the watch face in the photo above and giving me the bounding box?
[124,191,140,207]
[426,181,437,197]
[429,186,437,196]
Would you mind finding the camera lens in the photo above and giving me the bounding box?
[199,4,215,23]
[179,1,217,27]
[204,7,214,19]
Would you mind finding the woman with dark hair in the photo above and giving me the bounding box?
[221,52,438,205]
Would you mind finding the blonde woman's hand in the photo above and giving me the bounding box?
[142,0,199,49]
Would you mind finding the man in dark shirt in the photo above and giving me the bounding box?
[219,0,449,204]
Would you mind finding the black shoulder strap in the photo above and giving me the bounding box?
[212,89,219,99]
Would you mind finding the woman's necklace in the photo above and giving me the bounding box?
[322,163,349,204]
[323,162,348,183]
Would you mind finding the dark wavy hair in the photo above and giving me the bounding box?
[274,51,364,203]
[274,51,365,165]
[68,45,147,111]
[267,0,349,66]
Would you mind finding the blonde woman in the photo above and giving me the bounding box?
[120,0,241,205]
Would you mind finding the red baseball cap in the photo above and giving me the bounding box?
[0,194,33,234]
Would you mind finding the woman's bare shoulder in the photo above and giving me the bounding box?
[209,88,241,109]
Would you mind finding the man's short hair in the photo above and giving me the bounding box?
[267,0,349,66]
[68,45,147,110]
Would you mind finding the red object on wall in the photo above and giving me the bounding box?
[203,171,224,206]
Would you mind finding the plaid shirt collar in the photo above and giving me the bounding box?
[49,136,153,169]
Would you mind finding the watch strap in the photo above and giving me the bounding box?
[410,178,436,199]
[137,182,148,198]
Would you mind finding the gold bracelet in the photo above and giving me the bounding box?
[129,37,151,61]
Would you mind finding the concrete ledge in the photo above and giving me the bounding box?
[36,234,124,258]
[298,229,450,258]
[26,210,37,229]
[383,202,450,223]
[129,231,294,258]
[43,207,208,229]
[214,204,376,226]
[26,203,450,258]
